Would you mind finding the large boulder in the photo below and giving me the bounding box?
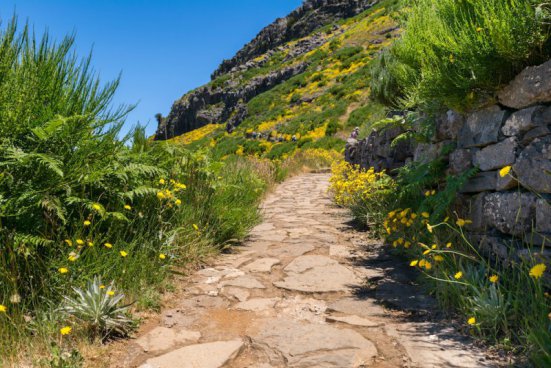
[458,105,508,148]
[498,59,551,109]
[513,135,551,193]
[472,137,518,171]
[483,192,537,236]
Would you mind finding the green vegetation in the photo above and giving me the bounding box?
[0,18,271,364]
[370,0,551,110]
[330,1,551,365]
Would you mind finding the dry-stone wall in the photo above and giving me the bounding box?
[345,59,551,263]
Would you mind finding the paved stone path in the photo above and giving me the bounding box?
[118,173,501,368]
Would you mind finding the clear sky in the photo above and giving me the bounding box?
[0,0,303,137]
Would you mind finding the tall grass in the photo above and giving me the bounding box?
[370,0,551,109]
[0,18,268,364]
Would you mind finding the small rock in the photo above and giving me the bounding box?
[536,199,551,233]
[473,137,517,171]
[449,148,475,174]
[501,106,543,136]
[498,59,551,109]
[458,105,508,148]
[484,192,537,236]
[514,135,551,193]
[460,172,496,193]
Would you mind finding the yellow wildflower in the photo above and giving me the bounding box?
[99,285,105,289]
[421,212,430,218]
[392,240,398,248]
[157,191,165,200]
[456,219,472,227]
[60,326,72,335]
[68,253,78,262]
[87,241,94,247]
[499,166,512,178]
[489,275,499,283]
[446,242,452,248]
[467,317,476,325]
[454,271,463,280]
[425,190,431,197]
[410,260,419,267]
[410,213,417,219]
[124,205,132,210]
[193,224,199,231]
[76,239,84,246]
[58,267,69,274]
[159,178,166,185]
[424,261,432,270]
[175,199,182,206]
[64,239,73,247]
[404,241,411,249]
[92,203,101,211]
[431,190,436,196]
[431,244,437,250]
[476,27,483,32]
[423,249,431,255]
[419,259,426,268]
[434,255,444,262]
[427,224,433,233]
[159,253,166,260]
[107,291,115,296]
[104,243,113,249]
[120,250,128,258]
[388,211,396,218]
[529,263,546,279]
[0,305,6,313]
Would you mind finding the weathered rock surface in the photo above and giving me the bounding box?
[498,59,551,109]
[458,105,508,148]
[139,340,244,368]
[155,63,308,139]
[502,106,544,136]
[473,137,517,171]
[484,192,537,236]
[135,327,201,354]
[514,135,551,193]
[461,172,496,193]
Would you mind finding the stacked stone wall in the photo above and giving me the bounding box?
[345,59,551,262]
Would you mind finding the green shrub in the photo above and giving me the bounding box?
[371,0,551,109]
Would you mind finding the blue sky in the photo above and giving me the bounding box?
[0,1,303,137]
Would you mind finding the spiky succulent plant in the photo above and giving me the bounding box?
[61,276,133,339]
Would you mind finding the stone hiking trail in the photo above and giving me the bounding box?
[115,173,502,368]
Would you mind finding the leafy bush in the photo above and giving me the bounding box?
[370,0,551,109]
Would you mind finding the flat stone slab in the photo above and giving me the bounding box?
[234,298,278,312]
[274,255,360,293]
[267,243,315,258]
[220,275,266,289]
[221,287,250,302]
[135,327,201,353]
[242,258,281,273]
[385,323,492,368]
[326,315,382,327]
[327,298,386,318]
[139,340,244,368]
[254,319,377,366]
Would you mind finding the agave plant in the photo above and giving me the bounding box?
[61,276,133,340]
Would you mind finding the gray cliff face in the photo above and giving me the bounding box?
[155,0,378,141]
[212,0,378,79]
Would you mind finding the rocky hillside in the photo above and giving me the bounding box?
[154,0,400,149]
